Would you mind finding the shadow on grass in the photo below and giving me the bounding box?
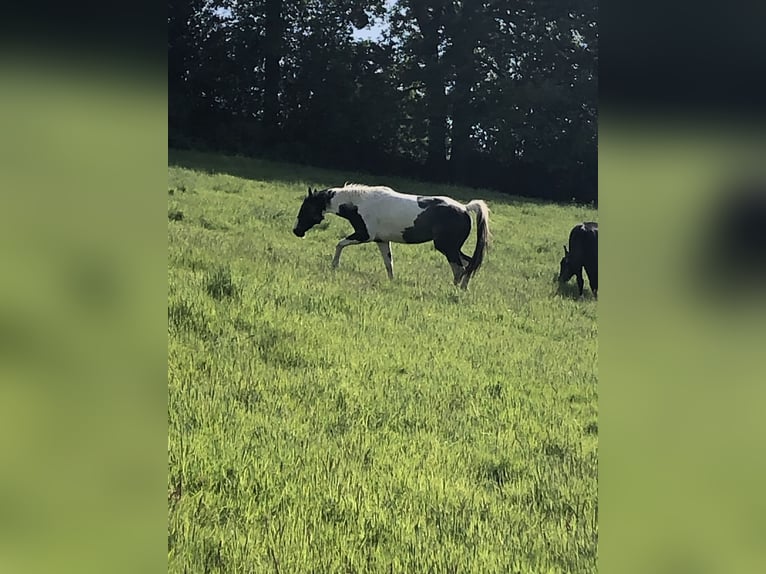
[553,274,597,301]
[168,148,578,209]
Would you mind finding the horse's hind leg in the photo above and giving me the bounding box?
[435,236,470,288]
[436,245,466,287]
[450,261,465,285]
[585,264,598,299]
[459,269,473,290]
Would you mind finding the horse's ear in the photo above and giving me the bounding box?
[307,187,313,197]
[563,245,568,256]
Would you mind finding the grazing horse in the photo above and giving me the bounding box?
[559,222,598,299]
[293,183,490,289]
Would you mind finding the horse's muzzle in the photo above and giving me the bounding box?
[293,228,305,238]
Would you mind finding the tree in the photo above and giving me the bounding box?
[391,1,452,174]
[168,0,598,203]
[263,0,282,142]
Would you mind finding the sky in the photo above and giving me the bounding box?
[214,2,390,43]
[352,23,387,42]
[352,1,395,42]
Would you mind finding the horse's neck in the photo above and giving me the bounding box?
[327,189,359,213]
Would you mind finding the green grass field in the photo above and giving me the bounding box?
[168,149,598,573]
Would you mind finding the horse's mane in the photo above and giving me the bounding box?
[334,182,398,197]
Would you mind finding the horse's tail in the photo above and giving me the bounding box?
[464,200,490,280]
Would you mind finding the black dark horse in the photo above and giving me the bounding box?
[559,222,598,299]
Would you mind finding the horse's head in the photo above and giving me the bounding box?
[558,245,575,282]
[293,187,331,237]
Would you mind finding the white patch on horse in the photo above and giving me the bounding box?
[327,184,422,242]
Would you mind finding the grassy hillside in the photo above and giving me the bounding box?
[167,149,598,573]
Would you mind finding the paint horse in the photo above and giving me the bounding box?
[293,183,490,289]
[559,221,598,299]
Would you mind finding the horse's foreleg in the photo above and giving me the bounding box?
[376,241,394,279]
[332,237,363,269]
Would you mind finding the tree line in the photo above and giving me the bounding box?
[169,1,597,203]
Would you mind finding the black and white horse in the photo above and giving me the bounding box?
[293,183,490,289]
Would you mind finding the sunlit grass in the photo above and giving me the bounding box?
[168,149,598,573]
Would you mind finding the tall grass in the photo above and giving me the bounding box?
[168,149,598,573]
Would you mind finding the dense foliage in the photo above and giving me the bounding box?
[169,1,597,203]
